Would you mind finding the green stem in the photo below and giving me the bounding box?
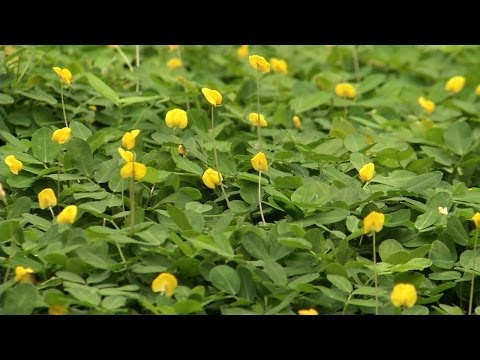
[135,45,141,94]
[130,154,136,237]
[468,229,478,315]
[211,106,230,209]
[60,85,68,127]
[48,206,55,220]
[256,71,263,151]
[2,196,11,283]
[352,45,361,82]
[115,46,134,72]
[176,47,190,110]
[258,170,266,225]
[373,231,378,315]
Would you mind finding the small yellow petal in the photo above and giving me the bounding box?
[202,168,223,189]
[165,109,188,129]
[445,76,466,93]
[4,155,23,175]
[248,113,268,127]
[120,162,147,181]
[298,308,318,315]
[359,163,375,183]
[118,147,134,163]
[53,67,73,85]
[57,205,78,225]
[14,266,34,283]
[121,129,140,150]
[38,188,57,210]
[270,58,288,74]
[152,273,178,297]
[249,55,270,73]
[363,211,385,234]
[391,283,417,308]
[472,212,480,229]
[237,45,249,58]
[335,83,356,98]
[418,97,436,114]
[52,127,72,144]
[292,115,302,129]
[201,88,223,107]
[167,58,182,69]
[251,152,268,172]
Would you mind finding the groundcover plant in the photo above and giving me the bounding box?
[1,45,480,315]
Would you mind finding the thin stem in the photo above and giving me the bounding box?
[468,229,478,315]
[373,231,378,315]
[176,48,190,111]
[256,71,263,151]
[135,45,141,94]
[60,85,68,127]
[211,106,230,208]
[352,45,361,82]
[115,46,134,72]
[130,176,135,237]
[258,171,266,225]
[48,206,55,220]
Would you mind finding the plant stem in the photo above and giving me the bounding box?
[176,48,190,110]
[352,45,361,82]
[60,85,68,127]
[258,170,266,224]
[135,45,141,94]
[115,46,134,72]
[256,71,263,151]
[373,231,378,315]
[48,206,55,220]
[468,229,478,315]
[130,160,136,237]
[211,106,230,208]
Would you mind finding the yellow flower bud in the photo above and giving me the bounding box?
[121,129,140,150]
[298,308,318,315]
[52,127,72,144]
[248,113,268,127]
[120,162,147,181]
[292,115,302,129]
[363,211,385,234]
[391,283,417,308]
[201,88,223,107]
[472,212,480,229]
[52,67,73,85]
[237,45,249,58]
[57,205,78,225]
[48,304,69,315]
[151,272,178,297]
[270,58,288,74]
[168,45,180,51]
[88,105,97,111]
[14,266,34,283]
[251,152,269,172]
[177,144,187,155]
[0,183,6,201]
[359,163,375,183]
[418,97,436,114]
[335,83,356,98]
[38,188,57,210]
[165,109,188,129]
[249,55,270,73]
[438,207,448,216]
[118,147,134,163]
[202,168,223,189]
[167,58,182,69]
[445,76,466,93]
[475,85,480,96]
[4,155,23,175]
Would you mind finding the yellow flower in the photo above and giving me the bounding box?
[335,83,356,98]
[57,205,78,225]
[177,144,187,155]
[52,127,72,144]
[418,97,436,114]
[121,129,140,150]
[88,105,97,111]
[0,183,6,201]
[249,55,270,73]
[168,45,180,51]
[249,113,268,127]
[14,266,34,283]
[167,58,182,69]
[152,273,178,297]
[201,88,223,107]
[270,58,288,74]
[52,67,73,85]
[237,45,249,58]
[391,283,417,308]
[292,115,302,129]
[251,152,269,172]
[298,308,318,315]
[438,207,448,216]
[120,162,147,181]
[359,163,375,183]
[445,76,466,93]
[5,155,23,175]
[165,109,188,129]
[38,188,57,210]
[202,168,223,189]
[118,147,134,163]
[472,212,480,229]
[476,85,480,96]
[48,304,69,315]
[364,211,385,234]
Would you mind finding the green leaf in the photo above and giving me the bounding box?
[87,73,120,105]
[166,205,192,231]
[429,240,456,269]
[76,247,115,270]
[378,239,404,262]
[65,285,101,307]
[9,196,32,219]
[278,237,312,250]
[0,93,14,104]
[446,216,468,246]
[3,283,38,315]
[22,213,51,230]
[31,127,61,163]
[290,91,331,113]
[94,159,119,183]
[291,182,330,208]
[172,151,203,175]
[66,137,94,177]
[209,265,241,295]
[70,121,93,140]
[263,259,288,286]
[344,133,369,152]
[414,209,440,231]
[314,209,350,225]
[444,121,472,156]
[327,274,352,293]
[102,296,126,310]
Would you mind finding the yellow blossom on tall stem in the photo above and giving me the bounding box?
[52,127,72,144]
[249,113,268,127]
[202,168,223,189]
[52,67,72,128]
[292,115,302,129]
[165,109,188,129]
[118,147,134,163]
[469,212,480,315]
[201,88,222,107]
[298,308,318,315]
[251,152,268,224]
[152,273,178,297]
[270,58,288,74]
[359,163,375,183]
[391,283,417,308]
[445,76,466,93]
[167,58,182,69]
[4,155,23,175]
[14,266,34,283]
[418,97,436,114]
[249,55,270,73]
[122,129,140,150]
[120,162,147,181]
[363,210,385,315]
[57,205,78,225]
[38,188,57,218]
[237,45,249,58]
[335,83,356,98]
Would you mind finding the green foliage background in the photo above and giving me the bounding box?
[1,45,480,315]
